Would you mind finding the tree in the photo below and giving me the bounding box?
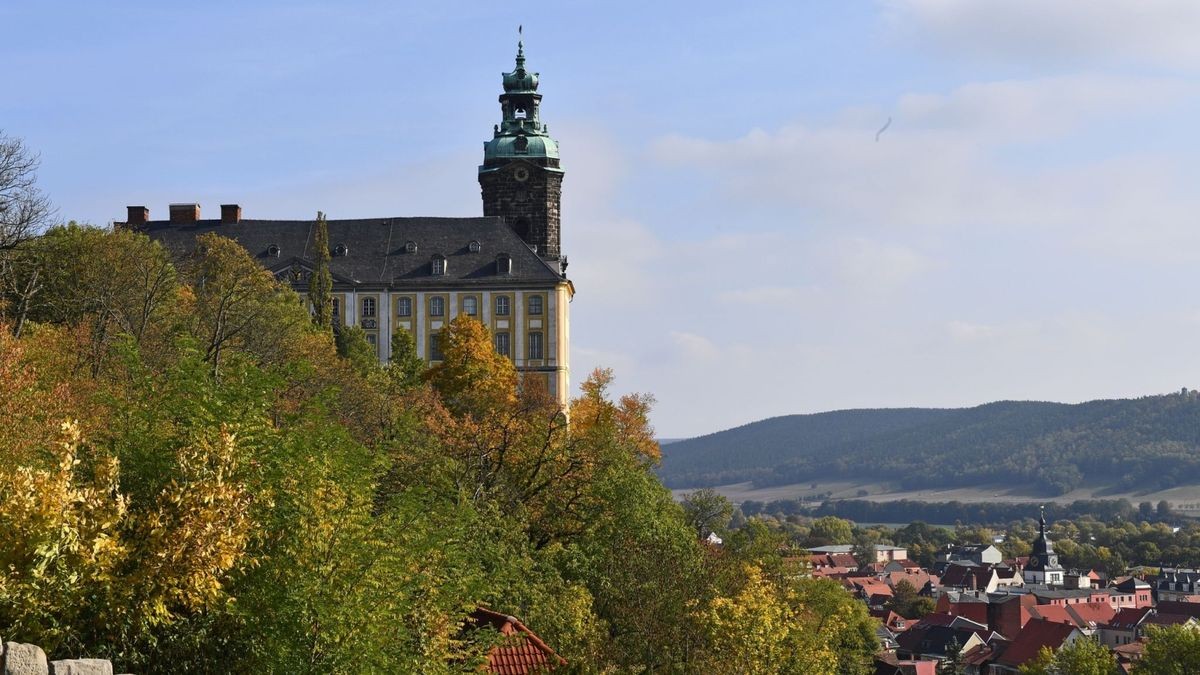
[307,211,332,331]
[1019,637,1116,675]
[1137,625,1200,674]
[9,224,178,368]
[387,328,425,388]
[336,324,379,374]
[0,131,53,251]
[851,531,878,569]
[808,516,854,546]
[942,637,965,675]
[1157,500,1173,519]
[181,232,311,378]
[681,488,733,539]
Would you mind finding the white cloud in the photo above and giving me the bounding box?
[832,237,928,291]
[881,0,1200,68]
[670,331,720,361]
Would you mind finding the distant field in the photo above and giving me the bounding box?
[672,480,1200,512]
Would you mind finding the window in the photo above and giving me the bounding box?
[332,298,341,325]
[528,295,543,315]
[496,254,512,275]
[405,241,417,254]
[334,243,349,256]
[267,244,281,258]
[495,332,510,357]
[463,296,478,316]
[362,297,376,318]
[365,333,378,355]
[429,296,445,317]
[469,240,481,253]
[430,333,443,361]
[495,295,510,317]
[432,255,446,276]
[397,296,412,317]
[528,331,543,360]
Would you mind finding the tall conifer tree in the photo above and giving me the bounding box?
[308,211,333,330]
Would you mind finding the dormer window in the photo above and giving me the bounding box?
[334,243,349,257]
[496,254,512,275]
[405,241,417,254]
[267,244,281,258]
[431,254,446,276]
[468,240,481,253]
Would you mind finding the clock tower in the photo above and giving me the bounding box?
[479,38,565,270]
[1023,507,1065,586]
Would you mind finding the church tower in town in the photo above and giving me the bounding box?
[479,37,565,270]
[1023,506,1065,586]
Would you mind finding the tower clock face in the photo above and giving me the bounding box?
[1049,556,1057,567]
[1029,556,1039,567]
[513,167,530,182]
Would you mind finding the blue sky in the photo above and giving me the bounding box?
[6,1,1200,437]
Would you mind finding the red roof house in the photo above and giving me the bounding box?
[468,607,567,674]
[993,619,1081,672]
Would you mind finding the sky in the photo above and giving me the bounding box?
[5,1,1200,438]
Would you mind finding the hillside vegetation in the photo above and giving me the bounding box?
[659,394,1200,496]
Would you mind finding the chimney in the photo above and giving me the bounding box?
[169,203,200,223]
[220,204,242,224]
[126,205,149,226]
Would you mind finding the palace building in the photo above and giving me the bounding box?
[116,41,574,405]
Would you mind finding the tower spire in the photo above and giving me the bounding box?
[516,25,525,70]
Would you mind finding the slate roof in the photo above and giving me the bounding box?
[137,216,565,288]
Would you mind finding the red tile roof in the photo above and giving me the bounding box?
[1106,606,1154,630]
[469,607,567,674]
[995,619,1078,667]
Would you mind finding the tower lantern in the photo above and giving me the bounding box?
[479,34,565,267]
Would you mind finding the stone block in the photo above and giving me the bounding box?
[3,642,49,675]
[48,661,111,675]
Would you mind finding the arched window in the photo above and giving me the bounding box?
[405,241,418,254]
[429,296,445,317]
[468,240,482,253]
[334,243,349,257]
[463,296,478,316]
[495,295,510,317]
[528,295,543,316]
[361,297,376,318]
[431,255,446,276]
[396,296,412,317]
[267,244,281,258]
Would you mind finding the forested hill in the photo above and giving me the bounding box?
[658,392,1200,495]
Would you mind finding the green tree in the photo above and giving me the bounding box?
[307,211,333,331]
[1137,625,1200,674]
[335,324,379,374]
[851,531,878,568]
[681,487,733,539]
[181,232,312,378]
[387,327,425,388]
[1019,637,1117,675]
[809,516,854,546]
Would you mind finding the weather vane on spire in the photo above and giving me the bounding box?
[516,25,525,68]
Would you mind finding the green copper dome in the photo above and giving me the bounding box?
[482,39,560,165]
